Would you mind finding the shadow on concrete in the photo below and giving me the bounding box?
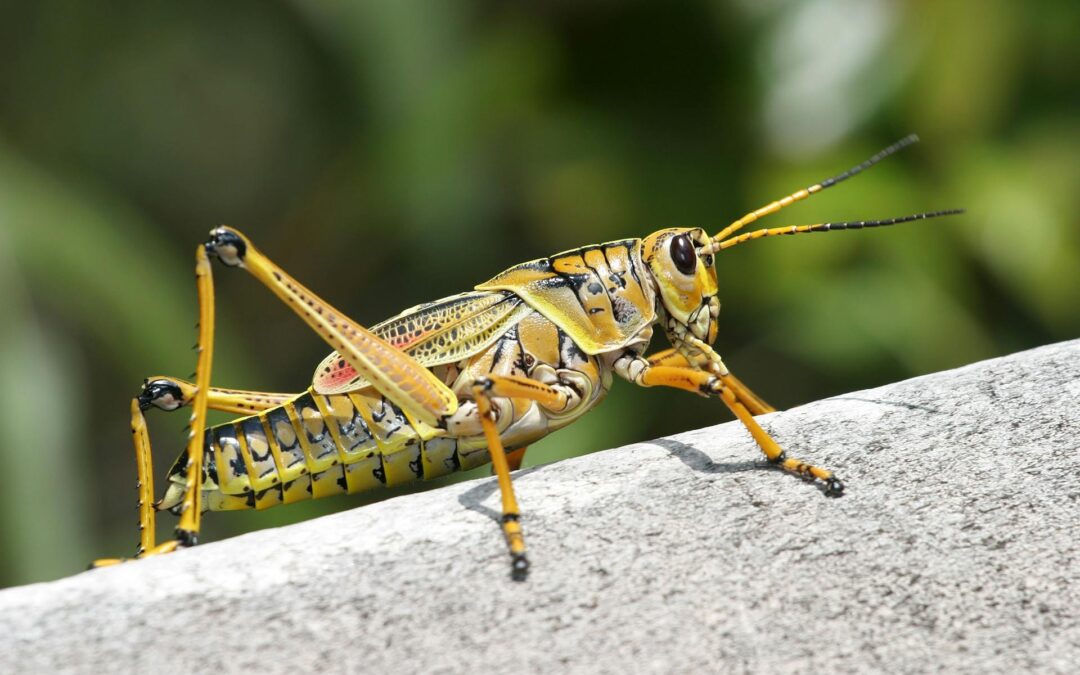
[653,436,842,497]
[457,465,545,523]
[651,436,761,475]
[827,396,941,414]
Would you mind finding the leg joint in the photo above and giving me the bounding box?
[699,376,722,396]
[175,528,198,548]
[204,227,247,267]
[139,379,187,411]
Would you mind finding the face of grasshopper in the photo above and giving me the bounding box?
[641,227,720,355]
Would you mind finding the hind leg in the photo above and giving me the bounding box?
[91,246,218,567]
[91,399,165,567]
[139,376,293,415]
[90,379,299,567]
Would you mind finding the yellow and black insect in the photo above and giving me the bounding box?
[92,135,960,580]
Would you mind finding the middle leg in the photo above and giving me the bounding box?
[471,374,571,581]
[504,447,528,472]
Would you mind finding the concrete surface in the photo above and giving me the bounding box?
[0,341,1077,674]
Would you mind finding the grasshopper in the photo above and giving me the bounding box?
[92,135,960,580]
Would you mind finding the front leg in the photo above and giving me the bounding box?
[614,352,843,496]
[646,348,776,416]
[471,373,573,581]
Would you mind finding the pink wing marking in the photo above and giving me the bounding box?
[313,327,429,391]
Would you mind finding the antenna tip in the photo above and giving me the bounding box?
[895,133,920,149]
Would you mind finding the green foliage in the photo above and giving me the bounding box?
[0,0,1075,587]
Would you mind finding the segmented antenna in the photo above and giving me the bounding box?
[715,208,964,250]
[712,134,922,244]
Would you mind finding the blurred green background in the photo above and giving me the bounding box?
[0,0,1076,588]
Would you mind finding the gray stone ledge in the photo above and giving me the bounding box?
[1,340,1078,674]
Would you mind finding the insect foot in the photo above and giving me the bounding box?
[824,476,845,498]
[511,553,530,582]
[175,528,198,548]
[88,558,123,569]
[204,226,247,267]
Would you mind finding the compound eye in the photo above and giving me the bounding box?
[670,234,697,275]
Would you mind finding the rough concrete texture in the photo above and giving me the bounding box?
[1,341,1078,674]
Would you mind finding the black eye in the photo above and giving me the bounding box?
[670,234,697,275]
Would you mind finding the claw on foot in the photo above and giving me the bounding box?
[88,539,184,569]
[511,553,530,582]
[175,528,198,548]
[88,558,124,569]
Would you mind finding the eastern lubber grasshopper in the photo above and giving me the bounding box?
[91,135,961,580]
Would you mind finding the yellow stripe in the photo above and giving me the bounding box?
[210,432,228,494]
[347,392,389,456]
[284,401,321,475]
[232,423,262,491]
[312,394,350,466]
[258,413,290,482]
[398,407,430,480]
[399,405,440,443]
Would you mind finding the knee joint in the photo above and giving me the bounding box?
[139,378,188,412]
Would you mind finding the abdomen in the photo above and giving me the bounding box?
[157,309,616,514]
[158,389,473,513]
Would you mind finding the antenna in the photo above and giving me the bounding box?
[715,209,965,250]
[712,134,922,244]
